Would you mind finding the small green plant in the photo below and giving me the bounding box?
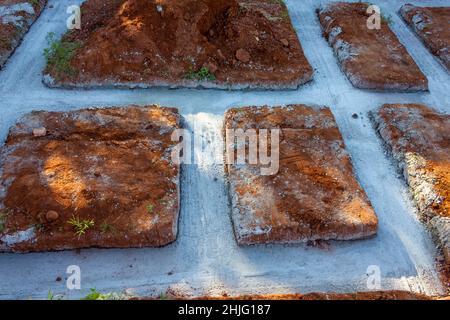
[0,210,9,233]
[267,0,288,20]
[279,9,289,20]
[100,221,115,234]
[44,32,82,78]
[82,288,114,300]
[47,289,64,300]
[47,289,54,300]
[67,215,94,237]
[159,292,168,300]
[0,36,11,50]
[185,67,216,81]
[28,0,40,7]
[33,222,45,232]
[381,14,393,25]
[146,204,154,214]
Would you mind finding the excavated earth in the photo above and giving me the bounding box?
[0,0,46,68]
[0,106,180,252]
[400,4,450,73]
[184,290,435,300]
[317,2,428,91]
[224,105,378,245]
[43,0,313,90]
[371,104,450,264]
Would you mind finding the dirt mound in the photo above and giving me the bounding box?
[43,0,313,89]
[0,0,46,68]
[0,106,180,252]
[371,104,450,265]
[318,2,428,91]
[400,4,450,73]
[224,105,378,245]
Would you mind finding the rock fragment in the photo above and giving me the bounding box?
[235,49,250,63]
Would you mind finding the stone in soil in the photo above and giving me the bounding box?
[317,2,428,91]
[400,4,450,73]
[43,0,313,90]
[371,103,450,264]
[0,105,180,252]
[0,0,47,68]
[224,105,378,245]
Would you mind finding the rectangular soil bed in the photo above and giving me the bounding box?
[400,4,450,73]
[42,0,313,90]
[317,2,428,91]
[223,105,378,245]
[0,105,180,252]
[371,104,450,263]
[0,0,46,68]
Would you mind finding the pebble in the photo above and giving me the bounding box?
[33,127,47,137]
[235,49,250,63]
[45,210,59,222]
[280,38,289,47]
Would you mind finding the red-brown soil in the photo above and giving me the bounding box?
[137,290,442,300]
[189,291,432,300]
[400,4,450,73]
[371,104,450,265]
[0,0,46,68]
[43,0,313,90]
[0,106,180,252]
[223,105,378,245]
[317,2,428,91]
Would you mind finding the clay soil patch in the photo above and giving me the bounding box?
[400,4,450,73]
[371,104,450,264]
[0,105,180,252]
[189,290,432,300]
[317,2,428,91]
[223,105,378,245]
[42,0,313,90]
[0,0,46,68]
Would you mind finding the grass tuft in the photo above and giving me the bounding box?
[28,0,40,7]
[100,221,115,234]
[185,67,216,81]
[67,215,94,237]
[44,32,82,78]
[0,210,10,233]
[81,288,114,300]
[381,14,394,25]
